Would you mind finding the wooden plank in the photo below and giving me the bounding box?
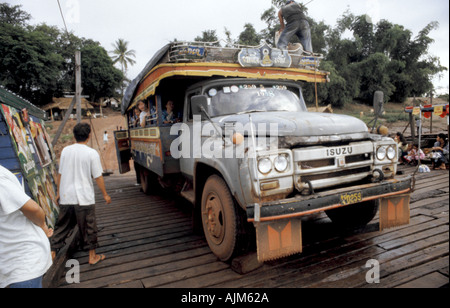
[231,253,264,275]
[142,258,230,288]
[296,236,449,288]
[396,272,449,288]
[54,167,448,289]
[365,256,449,288]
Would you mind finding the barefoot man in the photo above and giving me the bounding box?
[51,123,111,265]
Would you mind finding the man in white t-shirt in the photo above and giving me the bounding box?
[0,165,53,288]
[51,123,111,265]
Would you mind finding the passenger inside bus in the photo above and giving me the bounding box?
[130,106,141,128]
[162,100,182,125]
[137,100,149,128]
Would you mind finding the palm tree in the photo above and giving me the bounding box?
[110,39,136,96]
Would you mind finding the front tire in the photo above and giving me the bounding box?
[201,175,244,262]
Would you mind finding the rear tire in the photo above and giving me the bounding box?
[201,175,245,262]
[140,169,159,195]
[325,200,379,229]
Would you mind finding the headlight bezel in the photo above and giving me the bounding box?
[274,154,289,173]
[257,157,273,174]
[376,146,387,160]
[376,144,397,161]
[386,145,397,160]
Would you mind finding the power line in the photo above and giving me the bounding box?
[56,0,70,36]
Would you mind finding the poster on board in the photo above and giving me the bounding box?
[1,103,59,228]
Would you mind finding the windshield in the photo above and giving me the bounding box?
[206,84,306,117]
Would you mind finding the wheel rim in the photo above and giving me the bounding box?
[203,192,225,245]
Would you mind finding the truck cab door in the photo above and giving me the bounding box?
[179,88,202,177]
[114,130,131,174]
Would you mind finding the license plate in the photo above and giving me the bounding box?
[340,191,363,205]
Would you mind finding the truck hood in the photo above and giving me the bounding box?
[215,111,370,145]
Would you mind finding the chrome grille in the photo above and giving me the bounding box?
[293,141,373,191]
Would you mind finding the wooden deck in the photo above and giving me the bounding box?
[56,165,449,288]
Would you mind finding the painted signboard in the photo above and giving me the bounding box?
[0,103,59,228]
[238,43,292,68]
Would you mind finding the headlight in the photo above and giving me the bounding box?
[274,155,289,172]
[376,146,387,160]
[258,158,272,174]
[386,146,396,160]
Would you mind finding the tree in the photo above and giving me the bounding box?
[80,41,123,102]
[238,23,261,46]
[194,30,220,46]
[0,3,124,105]
[110,38,136,76]
[0,3,30,26]
[110,38,136,97]
[224,27,234,47]
[0,18,64,104]
[319,10,447,105]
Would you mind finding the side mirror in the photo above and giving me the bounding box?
[191,95,209,120]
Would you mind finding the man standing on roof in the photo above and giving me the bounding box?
[277,1,313,53]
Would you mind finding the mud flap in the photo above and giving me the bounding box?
[255,219,302,262]
[379,193,411,230]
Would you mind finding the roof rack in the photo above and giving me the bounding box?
[168,41,323,70]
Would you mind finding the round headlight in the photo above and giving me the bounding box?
[274,155,289,172]
[386,146,396,160]
[377,146,387,160]
[258,158,272,174]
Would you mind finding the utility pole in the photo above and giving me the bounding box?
[75,51,82,123]
[52,51,82,147]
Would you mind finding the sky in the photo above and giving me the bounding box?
[6,0,450,95]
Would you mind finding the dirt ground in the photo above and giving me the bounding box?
[48,108,127,172]
[47,98,448,173]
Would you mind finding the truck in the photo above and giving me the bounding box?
[115,42,413,262]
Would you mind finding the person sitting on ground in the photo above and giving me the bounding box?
[394,132,409,164]
[162,100,182,125]
[431,133,449,170]
[405,144,425,166]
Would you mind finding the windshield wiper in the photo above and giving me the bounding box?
[199,105,227,144]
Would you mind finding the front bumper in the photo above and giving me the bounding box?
[246,175,412,223]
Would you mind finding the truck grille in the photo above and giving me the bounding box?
[293,141,373,192]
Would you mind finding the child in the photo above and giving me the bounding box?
[404,144,424,166]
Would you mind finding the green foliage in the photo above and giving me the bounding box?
[238,23,261,46]
[80,42,123,102]
[0,3,124,105]
[322,11,447,106]
[110,38,136,74]
[0,21,64,104]
[0,2,30,25]
[194,30,220,46]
